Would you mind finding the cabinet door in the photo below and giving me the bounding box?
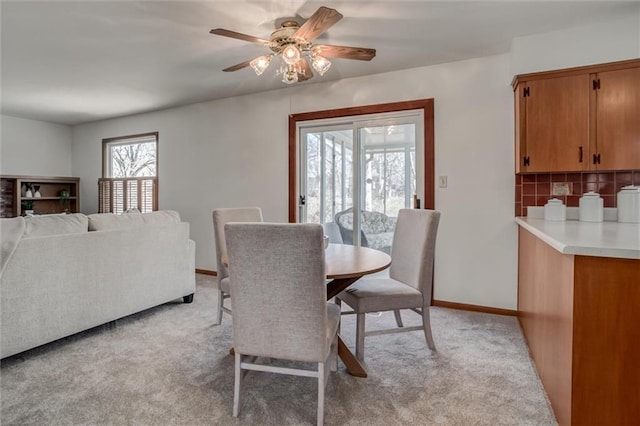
[525,75,590,172]
[595,67,640,170]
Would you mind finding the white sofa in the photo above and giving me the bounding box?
[0,210,196,358]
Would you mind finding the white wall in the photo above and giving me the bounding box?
[291,55,516,310]
[72,92,291,260]
[70,11,640,311]
[73,53,518,310]
[510,11,640,75]
[0,114,73,176]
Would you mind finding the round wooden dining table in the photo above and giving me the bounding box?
[325,243,391,378]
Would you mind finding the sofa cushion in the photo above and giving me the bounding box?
[141,210,181,225]
[88,210,180,231]
[23,213,88,238]
[88,212,144,231]
[1,217,26,274]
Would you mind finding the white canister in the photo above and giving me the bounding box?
[617,185,640,223]
[544,198,566,221]
[579,192,604,222]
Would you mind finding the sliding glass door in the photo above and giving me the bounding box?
[300,126,354,225]
[299,111,423,253]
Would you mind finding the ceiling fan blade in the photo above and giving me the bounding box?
[312,44,376,61]
[222,58,254,72]
[294,6,343,42]
[297,59,314,82]
[210,28,269,45]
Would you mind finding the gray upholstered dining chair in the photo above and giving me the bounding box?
[225,222,340,426]
[212,207,263,325]
[336,208,440,362]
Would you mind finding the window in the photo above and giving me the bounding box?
[99,132,158,214]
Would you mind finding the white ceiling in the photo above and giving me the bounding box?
[1,1,637,126]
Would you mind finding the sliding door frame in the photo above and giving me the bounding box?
[288,99,435,222]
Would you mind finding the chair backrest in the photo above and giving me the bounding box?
[334,207,369,247]
[225,223,328,363]
[212,207,263,282]
[390,209,440,299]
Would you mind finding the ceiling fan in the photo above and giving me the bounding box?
[210,6,376,84]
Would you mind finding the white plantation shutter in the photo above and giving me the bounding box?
[140,179,155,212]
[99,179,111,213]
[113,180,124,214]
[98,178,157,213]
[126,179,138,210]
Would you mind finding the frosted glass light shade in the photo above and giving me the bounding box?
[311,55,331,76]
[250,55,272,75]
[282,44,301,65]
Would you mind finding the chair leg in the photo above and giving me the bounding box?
[335,297,342,333]
[233,353,241,417]
[356,313,366,362]
[422,306,436,351]
[393,309,404,327]
[215,289,224,325]
[317,362,325,426]
[330,336,338,372]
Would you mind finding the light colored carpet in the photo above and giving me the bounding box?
[1,274,556,425]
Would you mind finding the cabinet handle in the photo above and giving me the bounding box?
[579,146,583,163]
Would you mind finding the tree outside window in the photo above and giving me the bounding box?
[105,135,157,178]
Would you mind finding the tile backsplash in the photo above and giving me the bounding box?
[515,170,640,217]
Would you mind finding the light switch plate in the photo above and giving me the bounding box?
[439,176,447,188]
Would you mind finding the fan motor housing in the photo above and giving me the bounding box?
[269,21,310,53]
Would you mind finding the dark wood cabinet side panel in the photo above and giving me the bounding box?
[572,256,640,425]
[518,227,574,425]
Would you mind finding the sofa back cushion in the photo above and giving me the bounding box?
[88,210,180,231]
[141,210,181,224]
[88,212,144,231]
[23,213,89,238]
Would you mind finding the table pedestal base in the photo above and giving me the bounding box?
[337,335,367,377]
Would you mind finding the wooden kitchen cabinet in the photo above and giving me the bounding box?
[518,227,640,425]
[513,58,640,173]
[593,66,640,171]
[515,74,589,173]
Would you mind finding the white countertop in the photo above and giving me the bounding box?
[515,217,640,260]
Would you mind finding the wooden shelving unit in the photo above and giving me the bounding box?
[0,175,80,217]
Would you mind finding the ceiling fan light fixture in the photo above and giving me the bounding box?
[211,6,376,85]
[281,44,301,65]
[311,54,331,76]
[282,66,299,84]
[250,55,272,76]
